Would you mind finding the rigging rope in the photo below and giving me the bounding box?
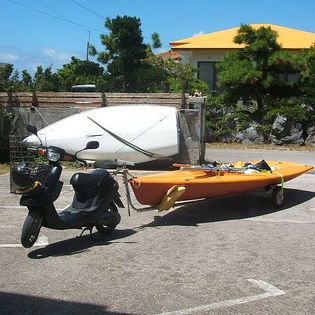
[87,116,169,160]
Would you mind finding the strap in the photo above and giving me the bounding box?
[273,171,284,193]
[16,181,42,194]
[87,116,168,160]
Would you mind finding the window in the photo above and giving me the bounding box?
[197,62,219,94]
[276,73,300,85]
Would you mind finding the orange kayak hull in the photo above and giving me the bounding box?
[129,161,313,205]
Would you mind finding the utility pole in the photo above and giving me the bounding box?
[86,30,90,61]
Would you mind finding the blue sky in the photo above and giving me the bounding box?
[2,0,315,74]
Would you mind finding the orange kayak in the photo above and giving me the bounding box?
[129,161,313,205]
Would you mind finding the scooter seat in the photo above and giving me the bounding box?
[70,169,117,210]
[70,169,110,188]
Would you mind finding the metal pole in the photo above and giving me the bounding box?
[86,30,90,61]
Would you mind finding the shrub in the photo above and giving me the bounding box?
[0,108,13,163]
[264,103,312,125]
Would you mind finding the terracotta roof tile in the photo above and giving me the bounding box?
[156,50,181,60]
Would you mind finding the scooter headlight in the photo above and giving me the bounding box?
[47,150,61,162]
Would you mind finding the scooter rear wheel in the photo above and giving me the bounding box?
[21,212,42,248]
[95,203,121,235]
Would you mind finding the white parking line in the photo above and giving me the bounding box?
[0,236,49,248]
[156,279,285,315]
[0,205,67,211]
[246,218,314,224]
[0,205,24,209]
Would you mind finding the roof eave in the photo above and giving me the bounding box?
[171,47,307,51]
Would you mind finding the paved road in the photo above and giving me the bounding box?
[0,149,314,314]
[206,147,315,168]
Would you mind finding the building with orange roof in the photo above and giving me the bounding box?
[170,24,315,92]
[156,50,181,61]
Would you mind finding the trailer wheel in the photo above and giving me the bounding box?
[272,186,284,208]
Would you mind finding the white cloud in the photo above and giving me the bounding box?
[43,48,72,63]
[0,53,19,62]
[192,31,204,37]
[0,45,83,74]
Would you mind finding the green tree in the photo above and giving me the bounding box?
[0,64,14,91]
[147,52,208,94]
[151,32,162,49]
[33,66,61,91]
[89,15,148,92]
[8,69,26,92]
[217,24,301,120]
[0,64,31,92]
[299,45,315,107]
[57,57,106,91]
[0,107,13,162]
[21,70,34,91]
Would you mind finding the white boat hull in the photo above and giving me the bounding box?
[24,105,179,163]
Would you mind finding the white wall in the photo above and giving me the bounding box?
[176,49,228,68]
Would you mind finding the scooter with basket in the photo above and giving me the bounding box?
[12,124,123,248]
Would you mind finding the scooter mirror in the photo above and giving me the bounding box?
[85,141,99,150]
[26,124,38,135]
[74,141,99,163]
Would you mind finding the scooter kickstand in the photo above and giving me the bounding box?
[79,227,102,241]
[79,227,92,237]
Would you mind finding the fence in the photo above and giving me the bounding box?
[0,92,188,109]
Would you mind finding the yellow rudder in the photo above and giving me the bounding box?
[157,185,186,212]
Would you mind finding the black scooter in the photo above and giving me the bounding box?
[12,125,123,248]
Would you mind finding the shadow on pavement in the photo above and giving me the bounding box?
[0,291,133,315]
[141,188,315,228]
[28,228,136,259]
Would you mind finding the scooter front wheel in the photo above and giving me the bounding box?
[95,203,121,235]
[21,212,43,248]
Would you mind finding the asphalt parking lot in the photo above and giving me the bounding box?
[0,149,314,314]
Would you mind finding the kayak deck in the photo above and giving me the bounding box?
[129,161,313,205]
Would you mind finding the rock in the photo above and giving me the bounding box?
[270,114,304,145]
[212,131,235,143]
[270,115,288,138]
[235,125,264,144]
[305,126,315,146]
[221,135,235,143]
